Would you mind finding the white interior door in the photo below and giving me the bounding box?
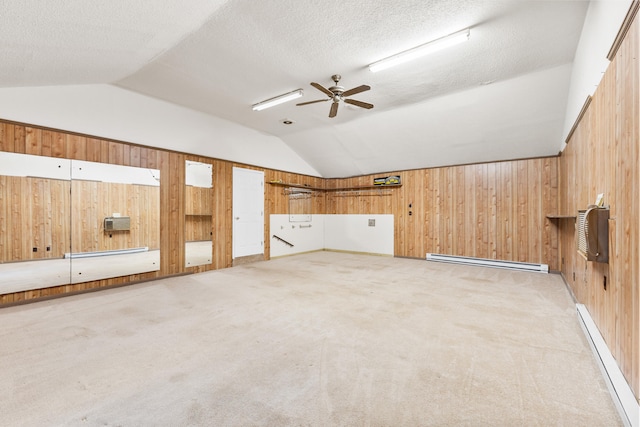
[232,167,264,258]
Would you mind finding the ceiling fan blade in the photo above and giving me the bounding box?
[310,82,334,98]
[329,102,339,118]
[344,98,374,109]
[342,84,370,97]
[296,99,329,106]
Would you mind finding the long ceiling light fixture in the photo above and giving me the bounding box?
[252,89,304,111]
[368,28,470,73]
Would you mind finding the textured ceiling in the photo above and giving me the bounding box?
[0,0,229,87]
[0,0,589,177]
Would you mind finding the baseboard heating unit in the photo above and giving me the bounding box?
[426,253,549,273]
[577,304,638,427]
[64,247,149,259]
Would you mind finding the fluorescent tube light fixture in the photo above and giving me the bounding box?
[368,28,470,73]
[252,89,304,111]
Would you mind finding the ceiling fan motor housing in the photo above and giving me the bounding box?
[330,86,344,99]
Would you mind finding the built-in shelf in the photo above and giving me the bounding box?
[546,214,576,219]
[268,181,402,192]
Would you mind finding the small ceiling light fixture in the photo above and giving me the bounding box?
[368,28,470,73]
[252,89,304,111]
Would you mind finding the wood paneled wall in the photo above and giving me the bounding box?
[185,216,212,242]
[71,181,160,253]
[264,170,326,259]
[326,157,559,269]
[185,186,213,215]
[0,176,70,260]
[0,177,160,262]
[0,121,560,302]
[558,13,639,400]
[185,185,213,242]
[0,123,174,301]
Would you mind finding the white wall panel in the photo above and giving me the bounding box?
[270,214,394,257]
[324,214,394,256]
[270,215,324,258]
[562,0,632,145]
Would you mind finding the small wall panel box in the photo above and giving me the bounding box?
[577,207,609,263]
[104,216,130,231]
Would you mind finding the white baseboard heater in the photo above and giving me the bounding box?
[64,247,149,259]
[577,304,638,427]
[426,253,549,273]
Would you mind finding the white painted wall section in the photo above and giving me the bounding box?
[323,215,394,256]
[561,0,632,147]
[270,215,324,258]
[270,214,394,257]
[0,84,321,177]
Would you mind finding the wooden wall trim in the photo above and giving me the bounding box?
[607,0,640,60]
[327,154,560,180]
[565,95,592,145]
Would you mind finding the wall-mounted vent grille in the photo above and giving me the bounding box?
[104,216,130,231]
[576,207,609,263]
[577,210,588,256]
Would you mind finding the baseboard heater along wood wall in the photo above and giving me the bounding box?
[426,253,549,273]
[64,247,149,259]
[577,304,638,427]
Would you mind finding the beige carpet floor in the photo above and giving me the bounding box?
[0,251,621,426]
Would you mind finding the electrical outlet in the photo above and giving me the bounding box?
[368,219,375,227]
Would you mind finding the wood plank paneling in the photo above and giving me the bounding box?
[185,186,213,215]
[326,159,558,268]
[13,125,25,154]
[70,181,160,253]
[67,134,86,160]
[559,13,639,401]
[1,126,559,329]
[0,176,70,261]
[0,126,192,302]
[25,127,41,155]
[185,216,212,242]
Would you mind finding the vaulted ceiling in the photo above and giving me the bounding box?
[1,1,591,177]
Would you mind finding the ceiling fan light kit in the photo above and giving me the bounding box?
[252,89,304,111]
[297,74,374,118]
[368,28,470,73]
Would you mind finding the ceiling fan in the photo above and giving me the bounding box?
[296,74,373,118]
